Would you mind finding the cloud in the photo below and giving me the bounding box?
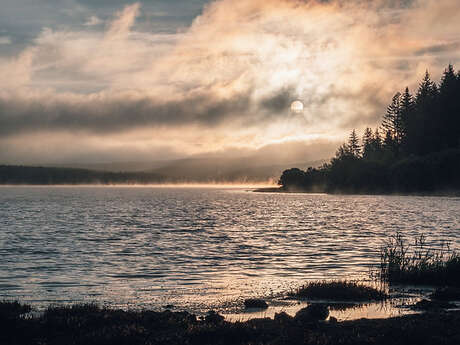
[105,3,140,38]
[0,91,253,137]
[0,36,11,45]
[1,0,460,164]
[415,41,460,56]
[84,15,103,26]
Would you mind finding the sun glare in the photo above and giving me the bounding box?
[290,100,304,113]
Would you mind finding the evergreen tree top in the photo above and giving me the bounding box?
[417,70,437,98]
[348,129,361,157]
[440,64,457,92]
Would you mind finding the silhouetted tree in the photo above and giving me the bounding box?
[362,128,384,161]
[278,64,460,194]
[362,127,374,160]
[399,87,414,154]
[373,128,383,153]
[382,92,403,146]
[334,143,351,160]
[439,64,460,149]
[278,168,306,190]
[383,130,397,161]
[348,129,361,157]
[411,70,439,154]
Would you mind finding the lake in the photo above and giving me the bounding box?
[1,186,459,318]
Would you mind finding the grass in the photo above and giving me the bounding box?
[2,300,460,344]
[289,280,388,301]
[430,287,460,301]
[0,300,31,319]
[379,232,460,286]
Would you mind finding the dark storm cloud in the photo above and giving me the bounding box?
[0,92,256,137]
[260,87,297,113]
[0,80,386,137]
[415,42,460,56]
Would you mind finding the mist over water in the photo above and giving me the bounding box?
[1,187,459,313]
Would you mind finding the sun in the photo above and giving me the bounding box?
[290,100,304,113]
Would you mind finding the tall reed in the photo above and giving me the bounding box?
[380,232,460,286]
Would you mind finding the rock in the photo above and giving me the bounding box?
[412,299,456,311]
[430,287,460,301]
[163,304,175,309]
[295,304,329,323]
[204,310,224,324]
[274,311,293,324]
[244,298,268,309]
[247,317,273,329]
[175,311,197,323]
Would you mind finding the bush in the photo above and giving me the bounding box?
[0,301,31,320]
[289,281,388,301]
[379,232,460,286]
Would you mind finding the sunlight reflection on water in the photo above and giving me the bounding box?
[1,186,459,317]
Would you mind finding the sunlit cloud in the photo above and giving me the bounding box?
[0,0,459,164]
[84,15,103,27]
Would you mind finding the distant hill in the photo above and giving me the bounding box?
[52,161,170,172]
[0,165,165,185]
[0,157,326,185]
[149,157,326,183]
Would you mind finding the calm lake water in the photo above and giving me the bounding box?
[1,186,459,318]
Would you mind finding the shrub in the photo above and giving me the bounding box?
[379,232,460,286]
[0,300,31,320]
[289,281,388,301]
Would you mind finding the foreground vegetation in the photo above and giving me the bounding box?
[289,281,388,301]
[379,233,460,286]
[2,301,460,345]
[279,64,460,193]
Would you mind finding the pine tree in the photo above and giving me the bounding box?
[371,128,383,159]
[382,92,403,144]
[383,130,393,147]
[439,64,459,149]
[382,129,396,160]
[440,64,456,90]
[411,71,440,155]
[400,87,414,153]
[373,128,382,149]
[362,127,373,160]
[335,143,351,159]
[348,129,361,157]
[416,70,437,101]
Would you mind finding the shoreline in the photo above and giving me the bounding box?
[1,184,459,197]
[253,187,460,197]
[3,301,460,344]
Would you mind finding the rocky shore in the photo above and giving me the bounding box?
[2,301,460,345]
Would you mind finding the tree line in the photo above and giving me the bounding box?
[0,165,165,185]
[279,64,460,193]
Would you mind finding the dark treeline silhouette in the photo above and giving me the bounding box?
[0,165,165,185]
[279,64,460,193]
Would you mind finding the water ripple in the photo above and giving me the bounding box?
[0,186,459,312]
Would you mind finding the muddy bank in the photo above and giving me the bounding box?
[2,301,460,345]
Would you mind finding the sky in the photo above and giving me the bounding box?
[1,0,459,165]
